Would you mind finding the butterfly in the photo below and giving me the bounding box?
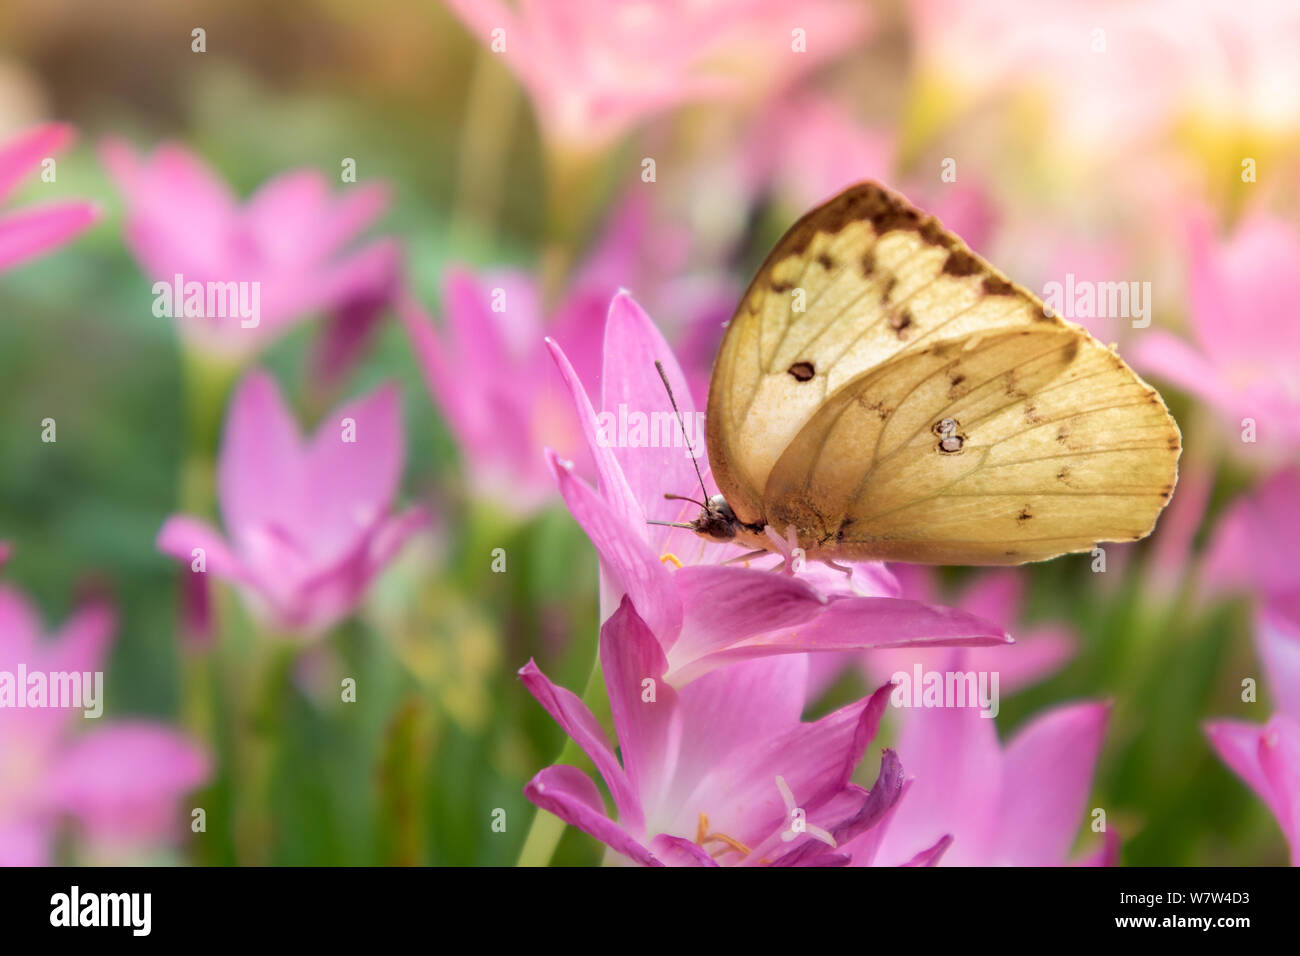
[664,181,1180,566]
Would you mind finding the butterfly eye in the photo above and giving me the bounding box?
[787,361,815,382]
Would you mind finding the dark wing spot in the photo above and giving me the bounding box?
[771,279,792,293]
[889,310,913,337]
[861,251,877,277]
[942,248,983,277]
[982,275,1016,296]
[787,361,815,382]
[1016,508,1033,523]
[816,252,836,271]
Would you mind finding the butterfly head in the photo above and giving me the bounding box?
[690,495,742,542]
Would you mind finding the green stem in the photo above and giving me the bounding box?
[232,633,296,865]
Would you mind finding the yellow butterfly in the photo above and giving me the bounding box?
[672,181,1180,566]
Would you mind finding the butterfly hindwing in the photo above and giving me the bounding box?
[761,328,1181,565]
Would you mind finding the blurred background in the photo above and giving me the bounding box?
[0,0,1297,865]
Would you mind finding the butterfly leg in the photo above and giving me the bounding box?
[719,548,769,568]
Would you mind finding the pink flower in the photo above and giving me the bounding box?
[854,569,1076,700]
[1133,212,1300,456]
[1205,715,1300,865]
[544,292,1010,684]
[0,124,98,274]
[0,586,209,865]
[156,370,428,635]
[521,596,927,866]
[101,138,399,359]
[1203,468,1300,717]
[868,651,1115,866]
[441,0,872,151]
[398,267,604,515]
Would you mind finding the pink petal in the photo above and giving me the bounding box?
[302,383,404,561]
[0,202,99,272]
[0,123,74,200]
[599,597,680,816]
[648,833,717,866]
[217,370,304,545]
[156,516,257,589]
[994,701,1109,866]
[523,765,659,867]
[546,450,682,641]
[600,292,706,528]
[46,722,210,843]
[517,659,642,830]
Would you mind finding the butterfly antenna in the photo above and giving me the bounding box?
[664,492,707,508]
[654,360,712,507]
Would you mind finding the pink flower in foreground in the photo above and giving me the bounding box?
[0,587,209,865]
[1133,212,1300,455]
[157,370,428,635]
[544,292,1011,685]
[1205,714,1300,865]
[0,124,98,274]
[101,138,399,358]
[869,650,1115,866]
[522,596,937,866]
[441,0,871,151]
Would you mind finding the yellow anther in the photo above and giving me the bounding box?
[659,552,683,568]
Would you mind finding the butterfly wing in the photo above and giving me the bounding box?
[707,181,1051,526]
[761,327,1181,565]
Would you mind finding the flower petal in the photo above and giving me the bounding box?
[523,765,659,867]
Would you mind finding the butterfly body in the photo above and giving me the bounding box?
[695,182,1181,567]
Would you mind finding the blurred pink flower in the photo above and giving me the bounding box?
[442,0,871,151]
[100,138,399,359]
[0,123,98,274]
[1205,714,1300,865]
[0,587,209,865]
[1134,212,1300,455]
[544,291,1010,685]
[521,596,926,866]
[398,268,603,515]
[869,652,1115,866]
[1204,468,1300,717]
[157,370,428,635]
[855,569,1076,699]
[398,193,729,514]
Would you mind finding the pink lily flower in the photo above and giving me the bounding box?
[0,586,209,865]
[441,0,872,152]
[1133,211,1300,455]
[0,123,98,274]
[1205,714,1300,865]
[522,596,929,866]
[868,650,1115,866]
[544,291,1011,685]
[156,370,428,636]
[1203,468,1300,717]
[100,138,399,359]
